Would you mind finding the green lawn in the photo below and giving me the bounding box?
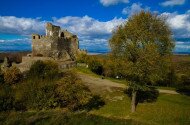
[0,110,137,125]
[90,90,190,125]
[0,64,189,125]
[0,89,189,125]
[76,66,190,124]
[155,86,176,90]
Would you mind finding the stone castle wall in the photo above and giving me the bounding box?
[16,56,76,72]
[13,23,85,72]
[32,23,79,61]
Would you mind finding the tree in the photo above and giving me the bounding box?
[109,11,174,112]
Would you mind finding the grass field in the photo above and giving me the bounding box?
[0,110,137,125]
[76,66,190,125]
[0,90,189,125]
[90,88,190,125]
[0,54,190,125]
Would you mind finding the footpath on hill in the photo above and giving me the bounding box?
[77,72,179,94]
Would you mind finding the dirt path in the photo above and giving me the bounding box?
[78,72,126,93]
[158,89,179,94]
[78,72,179,94]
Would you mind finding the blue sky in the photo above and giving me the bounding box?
[0,0,190,53]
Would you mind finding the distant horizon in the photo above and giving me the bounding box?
[0,46,190,55]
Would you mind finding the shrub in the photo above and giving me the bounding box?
[0,84,14,111]
[18,80,59,110]
[0,70,4,84]
[176,74,190,96]
[84,95,105,111]
[76,53,89,63]
[1,61,104,111]
[14,60,60,110]
[103,58,129,78]
[87,57,103,75]
[176,85,190,96]
[19,70,104,111]
[4,66,22,85]
[56,71,92,110]
[27,60,59,81]
[22,81,58,110]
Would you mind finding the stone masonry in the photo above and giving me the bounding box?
[32,23,79,61]
[14,23,85,72]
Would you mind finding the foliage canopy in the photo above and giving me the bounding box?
[109,11,174,87]
[109,11,174,112]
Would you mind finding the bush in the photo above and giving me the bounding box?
[103,58,129,78]
[0,60,104,111]
[176,85,190,96]
[0,84,14,111]
[125,86,159,106]
[3,66,22,85]
[76,53,89,63]
[88,57,103,75]
[27,60,59,81]
[56,71,92,110]
[17,69,103,111]
[156,67,177,87]
[16,80,59,110]
[0,70,4,84]
[176,74,190,96]
[84,95,105,111]
[14,60,60,110]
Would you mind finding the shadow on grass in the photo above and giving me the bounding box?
[0,111,143,125]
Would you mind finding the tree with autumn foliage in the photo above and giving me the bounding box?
[109,11,174,112]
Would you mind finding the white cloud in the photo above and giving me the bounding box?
[162,10,190,38]
[0,16,45,35]
[53,15,125,39]
[100,0,129,6]
[160,0,185,7]
[1,13,188,53]
[53,15,125,52]
[0,38,31,52]
[122,3,150,16]
[0,15,126,52]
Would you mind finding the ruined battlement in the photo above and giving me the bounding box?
[2,23,87,72]
[31,23,79,61]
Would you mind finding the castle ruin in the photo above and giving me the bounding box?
[32,23,79,61]
[14,23,85,72]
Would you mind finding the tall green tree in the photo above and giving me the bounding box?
[109,11,174,112]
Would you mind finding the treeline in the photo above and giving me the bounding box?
[0,60,104,111]
[77,54,190,95]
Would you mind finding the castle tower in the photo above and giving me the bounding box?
[31,23,79,60]
[46,23,61,37]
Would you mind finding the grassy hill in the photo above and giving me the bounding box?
[0,54,190,125]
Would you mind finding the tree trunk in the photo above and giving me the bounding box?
[131,90,137,113]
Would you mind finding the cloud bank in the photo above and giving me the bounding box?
[162,10,190,38]
[53,15,125,52]
[0,10,189,53]
[0,15,125,52]
[100,0,129,6]
[0,16,45,35]
[160,0,185,7]
[122,3,150,16]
